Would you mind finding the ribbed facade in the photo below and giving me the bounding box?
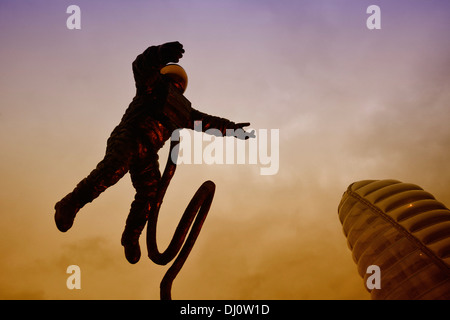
[338,179,450,299]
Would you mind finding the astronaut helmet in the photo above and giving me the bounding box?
[160,64,188,93]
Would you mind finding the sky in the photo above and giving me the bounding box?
[1,0,450,300]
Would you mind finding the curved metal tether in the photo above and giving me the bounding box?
[146,131,216,300]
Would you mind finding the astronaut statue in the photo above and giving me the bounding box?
[54,41,253,265]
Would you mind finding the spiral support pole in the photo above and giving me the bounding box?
[146,137,215,300]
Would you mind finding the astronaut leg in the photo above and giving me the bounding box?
[55,130,136,232]
[121,151,161,264]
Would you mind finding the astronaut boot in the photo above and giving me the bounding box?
[121,227,142,264]
[54,193,80,232]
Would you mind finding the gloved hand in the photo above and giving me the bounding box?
[158,41,185,65]
[234,122,256,140]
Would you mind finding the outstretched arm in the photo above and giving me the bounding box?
[190,108,255,140]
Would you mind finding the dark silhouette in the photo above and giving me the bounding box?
[54,42,253,269]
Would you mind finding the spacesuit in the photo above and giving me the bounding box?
[54,42,251,264]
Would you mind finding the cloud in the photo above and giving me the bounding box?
[1,0,450,300]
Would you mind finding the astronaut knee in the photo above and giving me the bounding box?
[135,188,158,202]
